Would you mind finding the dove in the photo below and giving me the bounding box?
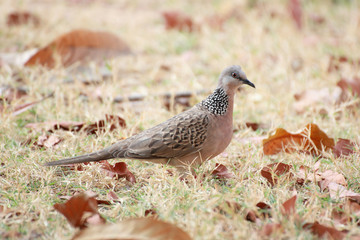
[45,65,255,176]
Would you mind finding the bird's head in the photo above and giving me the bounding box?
[218,65,255,92]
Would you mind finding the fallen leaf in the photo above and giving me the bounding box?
[0,86,28,102]
[260,223,283,237]
[211,163,234,180]
[82,114,126,135]
[26,114,125,135]
[281,195,297,216]
[303,221,347,240]
[64,162,97,171]
[162,11,197,32]
[144,208,158,218]
[107,191,118,201]
[85,214,106,226]
[295,165,322,185]
[337,76,360,97]
[59,191,111,205]
[101,161,136,183]
[328,182,360,203]
[25,29,131,68]
[263,123,335,156]
[288,0,302,29]
[6,11,40,26]
[328,55,360,73]
[260,162,292,186]
[245,122,262,131]
[26,133,62,149]
[245,210,259,223]
[333,138,357,158]
[53,193,105,229]
[318,170,347,191]
[332,200,360,225]
[72,217,192,240]
[0,49,39,67]
[256,202,272,218]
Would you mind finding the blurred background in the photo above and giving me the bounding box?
[0,1,360,239]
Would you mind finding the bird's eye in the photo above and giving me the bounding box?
[231,72,238,78]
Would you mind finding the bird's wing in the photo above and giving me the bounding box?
[123,109,209,159]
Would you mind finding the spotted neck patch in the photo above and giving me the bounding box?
[201,88,229,115]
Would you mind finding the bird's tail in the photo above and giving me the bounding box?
[44,148,113,166]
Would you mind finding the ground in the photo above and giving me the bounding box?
[0,0,359,239]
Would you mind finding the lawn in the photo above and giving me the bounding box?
[0,0,359,239]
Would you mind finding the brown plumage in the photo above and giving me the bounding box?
[45,65,255,175]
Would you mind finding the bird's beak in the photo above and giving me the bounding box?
[242,79,255,88]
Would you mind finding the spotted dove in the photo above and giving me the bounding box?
[45,65,255,175]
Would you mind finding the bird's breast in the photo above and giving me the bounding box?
[201,113,233,159]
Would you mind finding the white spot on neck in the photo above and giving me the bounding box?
[201,88,229,115]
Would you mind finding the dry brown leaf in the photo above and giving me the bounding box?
[72,217,192,240]
[26,133,62,149]
[107,191,119,201]
[263,123,335,156]
[332,200,360,225]
[25,114,125,135]
[328,55,360,73]
[25,29,131,68]
[211,163,234,180]
[0,86,28,102]
[54,193,105,229]
[256,202,272,218]
[328,183,360,203]
[337,76,360,97]
[288,0,302,30]
[318,170,347,191]
[281,195,297,216]
[59,191,111,205]
[245,122,266,131]
[260,162,292,186]
[6,11,40,26]
[82,114,126,135]
[245,210,259,223]
[303,221,347,240]
[64,161,100,172]
[295,165,322,185]
[162,11,197,32]
[333,138,357,158]
[144,208,158,218]
[101,161,136,183]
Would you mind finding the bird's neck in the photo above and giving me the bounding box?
[200,87,234,115]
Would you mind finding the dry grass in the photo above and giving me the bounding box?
[1,0,360,239]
